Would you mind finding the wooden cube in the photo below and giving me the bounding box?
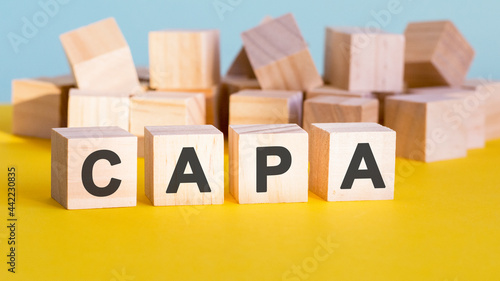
[60,18,140,93]
[229,124,308,204]
[241,13,323,91]
[12,75,74,139]
[144,125,224,206]
[385,94,467,162]
[404,20,474,88]
[51,127,137,209]
[229,90,303,125]
[309,123,395,201]
[225,47,256,79]
[324,27,405,92]
[149,29,220,90]
[371,91,402,125]
[67,89,130,131]
[463,80,500,141]
[302,96,379,132]
[305,85,373,100]
[130,91,206,157]
[136,66,150,91]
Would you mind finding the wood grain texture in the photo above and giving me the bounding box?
[229,124,308,204]
[306,85,374,100]
[144,125,224,206]
[309,123,395,201]
[51,126,137,209]
[463,80,500,141]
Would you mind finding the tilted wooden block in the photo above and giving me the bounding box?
[305,85,373,100]
[309,123,395,201]
[404,20,474,88]
[463,80,500,141]
[324,27,404,92]
[67,89,130,131]
[51,127,137,209]
[60,18,140,93]
[130,91,206,157]
[229,124,308,204]
[229,90,303,125]
[12,75,74,139]
[144,125,224,206]
[241,13,323,91]
[302,96,378,133]
[149,29,220,90]
[385,94,467,162]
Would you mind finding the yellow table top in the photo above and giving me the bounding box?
[1,104,499,280]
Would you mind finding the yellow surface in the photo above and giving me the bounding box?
[1,104,500,280]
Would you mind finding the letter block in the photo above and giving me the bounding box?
[404,20,474,88]
[130,91,206,157]
[241,13,323,91]
[144,125,224,206]
[67,89,130,131]
[385,94,467,162]
[309,123,395,201]
[51,127,137,209]
[303,96,379,133]
[60,18,141,93]
[324,27,405,92]
[12,75,75,139]
[229,124,308,204]
[229,90,303,125]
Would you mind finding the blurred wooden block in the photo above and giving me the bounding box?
[12,75,74,139]
[67,89,130,131]
[302,96,378,132]
[51,126,137,209]
[144,125,224,206]
[305,85,373,100]
[385,94,467,162]
[136,66,150,91]
[404,20,474,88]
[229,90,303,125]
[149,29,220,90]
[226,47,256,79]
[371,91,402,125]
[60,18,140,93]
[229,124,308,204]
[130,91,206,157]
[324,27,404,92]
[309,123,395,201]
[241,13,323,91]
[463,80,500,141]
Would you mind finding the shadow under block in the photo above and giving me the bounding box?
[303,96,379,133]
[241,13,323,91]
[12,75,75,139]
[149,29,220,90]
[60,18,140,93]
[463,80,500,141]
[144,125,224,206]
[130,91,206,157]
[51,127,137,209]
[67,89,130,131]
[385,94,467,162]
[324,27,405,92]
[404,20,474,88]
[309,123,395,201]
[229,124,308,204]
[229,90,303,125]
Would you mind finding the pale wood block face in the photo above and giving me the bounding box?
[149,30,220,90]
[60,18,140,93]
[144,125,224,206]
[463,80,500,141]
[51,127,137,209]
[404,21,474,88]
[303,96,379,132]
[385,94,467,162]
[306,85,373,100]
[241,13,323,91]
[229,90,303,125]
[309,123,395,201]
[229,124,308,204]
[67,89,130,131]
[12,75,75,138]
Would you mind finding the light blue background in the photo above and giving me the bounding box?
[1,0,499,103]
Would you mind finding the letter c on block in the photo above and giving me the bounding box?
[81,150,122,197]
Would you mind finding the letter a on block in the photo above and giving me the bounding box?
[309,123,395,201]
[144,125,224,206]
